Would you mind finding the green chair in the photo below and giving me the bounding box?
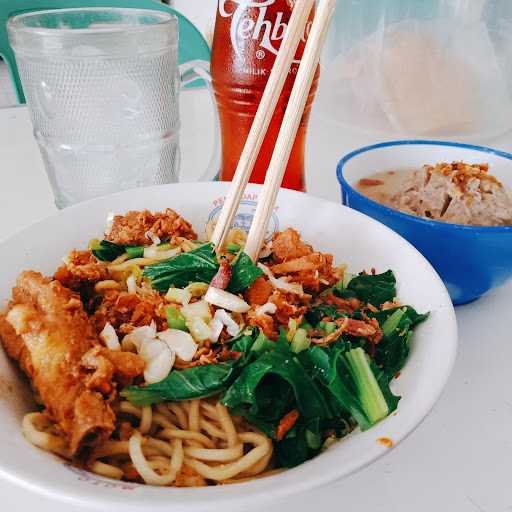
[0,0,211,103]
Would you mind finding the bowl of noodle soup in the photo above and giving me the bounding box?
[0,182,456,510]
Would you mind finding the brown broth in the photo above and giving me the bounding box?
[355,169,416,206]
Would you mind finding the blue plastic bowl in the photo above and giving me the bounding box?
[337,140,512,305]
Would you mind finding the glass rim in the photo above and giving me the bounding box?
[8,7,176,37]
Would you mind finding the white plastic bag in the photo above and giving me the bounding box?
[317,2,512,139]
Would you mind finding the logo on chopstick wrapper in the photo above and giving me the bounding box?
[209,196,280,241]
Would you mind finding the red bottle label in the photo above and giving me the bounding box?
[217,0,312,73]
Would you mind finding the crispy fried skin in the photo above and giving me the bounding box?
[91,286,168,335]
[245,277,273,306]
[0,271,115,454]
[271,229,312,262]
[270,229,336,292]
[106,208,197,246]
[54,250,108,291]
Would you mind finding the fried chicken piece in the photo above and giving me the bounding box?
[270,252,335,292]
[175,465,207,487]
[322,292,361,314]
[271,228,312,262]
[0,271,115,454]
[270,229,336,292]
[245,276,273,306]
[82,347,115,394]
[106,208,197,246]
[91,286,168,335]
[54,250,108,291]
[246,311,277,340]
[82,346,144,391]
[270,290,307,326]
[313,317,382,346]
[102,349,145,379]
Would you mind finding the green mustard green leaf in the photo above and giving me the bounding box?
[92,240,126,262]
[121,361,238,406]
[222,350,331,422]
[347,270,397,306]
[143,243,218,292]
[227,252,263,293]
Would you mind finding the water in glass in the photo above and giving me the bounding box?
[8,8,181,208]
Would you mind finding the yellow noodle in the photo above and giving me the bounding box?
[185,432,270,481]
[188,399,200,432]
[199,418,227,440]
[180,239,197,252]
[216,402,238,448]
[169,439,184,476]
[23,397,274,487]
[200,401,218,417]
[108,257,156,272]
[139,406,152,434]
[129,433,182,486]
[89,461,124,480]
[119,401,142,418]
[110,254,129,266]
[240,449,273,477]
[152,412,177,430]
[145,437,174,457]
[155,403,179,424]
[22,413,68,457]
[168,403,188,430]
[94,280,121,292]
[184,444,244,462]
[90,440,130,459]
[148,457,172,473]
[158,428,215,449]
[226,227,247,248]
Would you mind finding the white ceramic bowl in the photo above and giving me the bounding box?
[0,182,457,511]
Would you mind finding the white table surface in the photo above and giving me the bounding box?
[1,99,512,512]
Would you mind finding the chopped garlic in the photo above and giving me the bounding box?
[121,322,157,352]
[255,302,277,316]
[186,282,209,298]
[121,323,175,384]
[145,231,161,246]
[100,323,121,351]
[214,309,240,337]
[139,337,167,362]
[188,317,212,342]
[158,329,198,362]
[258,263,304,295]
[165,287,192,305]
[143,246,181,260]
[126,274,137,294]
[181,300,212,322]
[144,344,175,384]
[209,317,224,343]
[204,287,250,313]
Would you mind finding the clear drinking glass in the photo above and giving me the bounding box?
[8,8,214,208]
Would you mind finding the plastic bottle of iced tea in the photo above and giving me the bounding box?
[211,0,319,191]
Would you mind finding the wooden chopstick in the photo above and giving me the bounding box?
[211,0,315,250]
[244,0,337,261]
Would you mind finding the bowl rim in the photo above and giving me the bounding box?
[336,139,512,234]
